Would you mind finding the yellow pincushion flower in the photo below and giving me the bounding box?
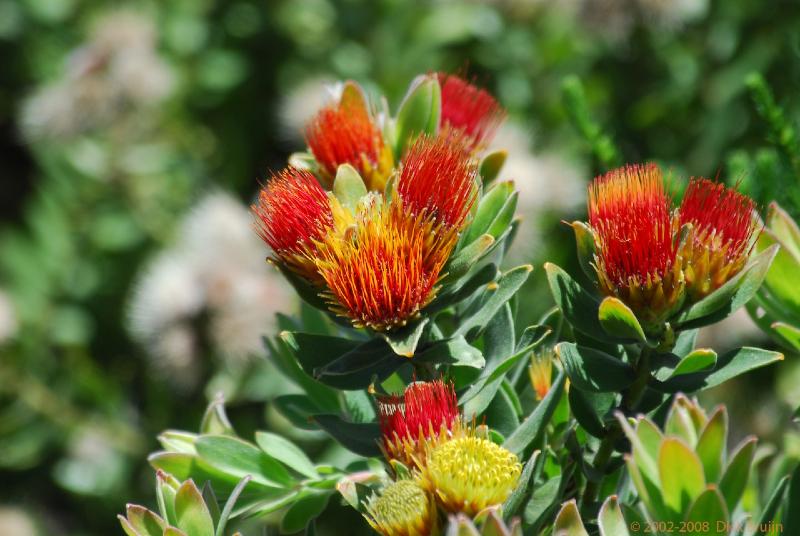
[422,436,522,516]
[364,479,437,536]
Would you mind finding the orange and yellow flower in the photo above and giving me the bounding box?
[253,132,477,332]
[529,349,554,401]
[678,178,759,299]
[584,163,760,325]
[588,163,684,323]
[305,81,394,191]
[439,73,505,150]
[252,167,333,282]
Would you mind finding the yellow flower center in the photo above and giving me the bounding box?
[365,479,434,536]
[424,436,521,516]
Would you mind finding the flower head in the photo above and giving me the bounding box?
[305,82,393,190]
[588,163,684,323]
[364,479,436,536]
[397,133,478,228]
[252,167,333,281]
[378,380,460,467]
[439,73,505,150]
[678,178,759,298]
[313,134,476,331]
[422,435,521,516]
[529,349,554,401]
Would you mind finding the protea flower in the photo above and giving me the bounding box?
[313,133,477,331]
[439,73,505,150]
[421,435,522,516]
[528,349,554,401]
[305,81,393,191]
[588,163,685,323]
[678,178,759,299]
[364,479,437,536]
[377,379,460,468]
[252,167,333,283]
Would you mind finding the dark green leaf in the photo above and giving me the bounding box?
[503,450,539,519]
[464,181,514,245]
[380,319,429,357]
[312,415,381,457]
[556,342,635,393]
[569,388,615,439]
[675,245,779,328]
[719,437,757,512]
[504,371,566,454]
[414,336,484,368]
[545,263,606,342]
[280,492,331,534]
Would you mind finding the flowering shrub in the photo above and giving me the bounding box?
[119,72,800,536]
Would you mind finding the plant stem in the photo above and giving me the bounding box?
[581,345,651,505]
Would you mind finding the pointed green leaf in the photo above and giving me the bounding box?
[201,483,220,528]
[553,500,589,536]
[782,463,800,535]
[718,436,757,512]
[255,432,318,479]
[568,388,615,439]
[556,342,635,392]
[332,164,367,210]
[757,474,790,528]
[523,474,562,527]
[214,475,251,536]
[124,505,166,536]
[684,487,728,532]
[545,263,606,341]
[766,202,800,259]
[654,347,783,393]
[175,480,215,536]
[200,395,234,436]
[414,336,485,369]
[772,322,800,352]
[393,75,440,156]
[659,438,706,519]
[312,414,382,457]
[444,234,495,283]
[598,496,629,536]
[599,297,647,343]
[568,221,597,281]
[503,371,566,454]
[695,407,728,483]
[280,492,331,534]
[480,150,507,186]
[669,349,717,378]
[464,181,514,245]
[503,450,540,519]
[454,265,533,341]
[194,435,293,488]
[381,319,429,357]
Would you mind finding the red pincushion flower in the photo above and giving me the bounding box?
[305,82,393,191]
[397,133,477,228]
[678,178,759,297]
[378,380,459,467]
[439,73,505,150]
[252,167,333,281]
[588,163,684,321]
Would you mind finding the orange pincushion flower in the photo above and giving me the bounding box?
[588,163,684,323]
[439,73,505,150]
[678,178,759,298]
[253,167,333,281]
[305,82,393,191]
[397,133,477,228]
[313,134,476,331]
[314,199,457,331]
[377,380,460,468]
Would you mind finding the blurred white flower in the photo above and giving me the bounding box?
[490,121,585,259]
[128,192,293,387]
[637,0,708,29]
[0,290,18,344]
[20,10,174,141]
[277,76,339,142]
[0,507,38,536]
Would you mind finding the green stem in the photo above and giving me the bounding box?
[581,346,651,505]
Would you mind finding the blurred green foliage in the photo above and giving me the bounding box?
[1,0,800,534]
